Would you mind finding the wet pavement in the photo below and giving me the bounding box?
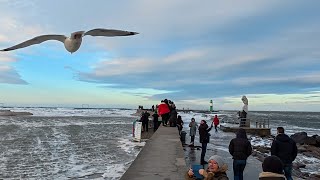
[121,126,187,180]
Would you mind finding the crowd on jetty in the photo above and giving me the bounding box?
[137,99,318,180]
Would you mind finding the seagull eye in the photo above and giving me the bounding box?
[73,34,80,39]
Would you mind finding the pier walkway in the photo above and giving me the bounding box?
[120,126,187,180]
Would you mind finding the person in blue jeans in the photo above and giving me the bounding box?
[271,127,297,180]
[228,128,252,180]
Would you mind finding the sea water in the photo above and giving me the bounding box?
[0,108,319,179]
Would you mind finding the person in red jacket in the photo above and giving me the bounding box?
[158,100,170,126]
[213,115,220,132]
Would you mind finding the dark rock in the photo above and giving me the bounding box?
[255,146,270,154]
[292,169,309,179]
[297,145,308,153]
[293,162,306,169]
[316,136,320,146]
[252,150,268,162]
[305,145,320,159]
[302,151,315,157]
[291,132,308,144]
[311,134,319,138]
[304,137,317,146]
[251,151,257,156]
[309,174,320,179]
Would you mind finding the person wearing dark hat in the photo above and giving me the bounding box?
[259,155,285,180]
[271,127,297,180]
[186,155,229,180]
[228,128,252,180]
[199,120,213,165]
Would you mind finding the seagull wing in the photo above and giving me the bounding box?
[1,35,67,51]
[83,28,139,37]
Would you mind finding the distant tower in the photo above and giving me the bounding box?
[210,100,213,112]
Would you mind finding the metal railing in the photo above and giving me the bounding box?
[250,118,269,128]
[222,115,270,129]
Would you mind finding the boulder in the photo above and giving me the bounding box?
[304,137,318,146]
[305,145,320,159]
[311,135,319,138]
[309,174,320,179]
[297,145,308,153]
[293,162,306,169]
[255,146,270,154]
[291,132,308,144]
[315,136,320,146]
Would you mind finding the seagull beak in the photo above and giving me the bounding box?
[131,32,139,35]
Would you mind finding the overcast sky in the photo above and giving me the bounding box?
[0,0,320,111]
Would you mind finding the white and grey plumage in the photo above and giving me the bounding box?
[0,28,139,53]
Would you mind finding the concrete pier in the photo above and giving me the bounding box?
[120,126,187,180]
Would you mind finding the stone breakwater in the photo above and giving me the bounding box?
[251,132,320,179]
[0,110,33,116]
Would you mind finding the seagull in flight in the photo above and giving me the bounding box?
[0,28,139,53]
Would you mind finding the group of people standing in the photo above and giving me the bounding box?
[188,115,220,165]
[140,99,183,133]
[187,121,298,180]
[143,101,298,180]
[156,98,184,134]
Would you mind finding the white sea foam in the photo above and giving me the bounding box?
[117,137,146,156]
[1,107,319,178]
[0,117,133,128]
[295,154,320,175]
[102,163,128,179]
[1,107,136,117]
[250,136,273,148]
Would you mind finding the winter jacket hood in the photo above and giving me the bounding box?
[275,133,291,142]
[259,172,285,180]
[236,128,247,139]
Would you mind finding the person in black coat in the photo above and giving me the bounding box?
[198,120,213,165]
[229,128,252,180]
[141,111,150,132]
[169,108,177,127]
[152,111,159,132]
[271,127,297,180]
[176,115,184,135]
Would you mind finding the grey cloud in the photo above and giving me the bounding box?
[0,65,28,84]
